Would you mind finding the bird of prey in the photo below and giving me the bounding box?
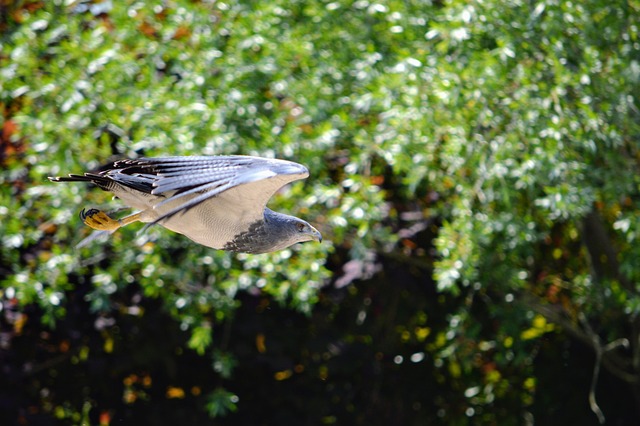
[49,156,322,253]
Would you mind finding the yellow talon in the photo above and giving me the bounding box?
[80,208,121,231]
[80,209,142,231]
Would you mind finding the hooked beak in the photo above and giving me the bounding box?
[309,225,322,243]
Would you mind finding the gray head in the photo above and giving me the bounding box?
[265,209,322,252]
[223,208,322,254]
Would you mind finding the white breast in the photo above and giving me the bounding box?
[137,189,261,250]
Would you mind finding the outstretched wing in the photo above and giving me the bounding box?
[135,156,309,225]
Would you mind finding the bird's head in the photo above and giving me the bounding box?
[292,218,323,244]
[263,209,322,252]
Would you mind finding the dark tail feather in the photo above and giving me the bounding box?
[48,173,114,192]
[48,174,95,183]
[49,172,153,194]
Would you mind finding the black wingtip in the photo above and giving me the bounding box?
[48,174,94,183]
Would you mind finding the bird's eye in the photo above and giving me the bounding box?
[296,222,305,232]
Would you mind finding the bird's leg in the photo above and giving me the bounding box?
[80,208,142,231]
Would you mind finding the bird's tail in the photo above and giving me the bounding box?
[48,174,95,183]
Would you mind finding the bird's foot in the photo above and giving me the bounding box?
[80,208,121,231]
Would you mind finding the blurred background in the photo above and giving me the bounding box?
[1,0,640,424]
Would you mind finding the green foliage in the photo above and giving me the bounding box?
[205,388,239,418]
[2,0,640,424]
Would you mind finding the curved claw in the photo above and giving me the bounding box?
[80,208,121,231]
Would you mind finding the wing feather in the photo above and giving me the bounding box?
[138,156,309,225]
